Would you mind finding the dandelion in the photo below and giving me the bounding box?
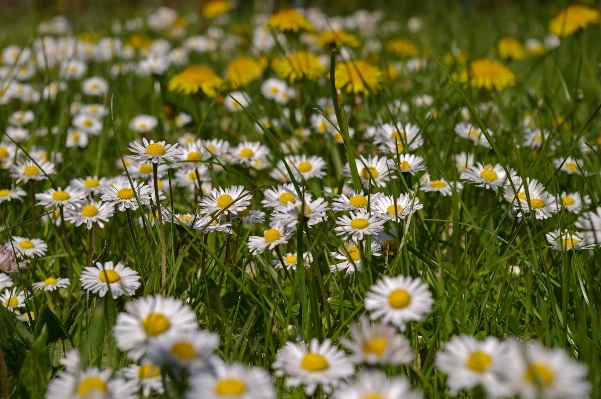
[268,9,314,33]
[498,38,527,60]
[549,4,599,37]
[460,58,516,90]
[80,261,141,298]
[168,65,223,97]
[33,276,70,292]
[335,60,383,96]
[317,29,360,48]
[272,52,324,83]
[226,56,263,88]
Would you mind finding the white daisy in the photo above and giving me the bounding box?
[35,186,86,210]
[454,122,493,148]
[129,138,181,164]
[129,115,158,133]
[45,367,138,399]
[0,187,26,203]
[0,287,25,312]
[261,78,288,101]
[120,363,164,397]
[504,177,557,220]
[271,252,313,270]
[32,276,70,292]
[374,122,423,152]
[72,113,102,135]
[330,240,380,275]
[452,152,475,173]
[261,184,300,209]
[334,211,386,240]
[523,128,549,148]
[232,209,265,224]
[0,273,13,291]
[11,236,47,258]
[101,179,153,211]
[270,197,329,229]
[126,161,168,179]
[420,173,462,196]
[10,160,56,183]
[286,155,327,180]
[558,191,589,213]
[146,329,220,372]
[393,153,427,174]
[545,229,595,251]
[65,200,115,229]
[70,175,108,196]
[333,370,423,399]
[341,316,413,366]
[247,224,294,255]
[80,261,141,299]
[553,156,585,175]
[460,163,510,191]
[364,275,434,331]
[229,141,270,167]
[66,129,89,148]
[174,166,211,189]
[193,215,233,234]
[200,185,252,216]
[373,194,423,222]
[174,112,192,128]
[82,76,108,96]
[272,338,354,395]
[224,91,250,112]
[331,190,382,212]
[345,155,393,188]
[177,142,212,167]
[114,295,198,360]
[435,335,512,398]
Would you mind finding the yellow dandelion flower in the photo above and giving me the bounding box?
[168,65,223,97]
[316,30,360,48]
[127,34,153,50]
[201,0,231,20]
[498,38,527,60]
[386,39,418,58]
[226,56,264,88]
[268,9,314,34]
[272,51,324,83]
[457,58,516,91]
[549,5,599,37]
[335,60,383,96]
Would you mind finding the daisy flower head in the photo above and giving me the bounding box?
[261,78,288,101]
[178,142,211,167]
[82,76,108,96]
[101,179,153,212]
[247,223,294,255]
[129,138,181,164]
[1,287,25,312]
[420,173,462,196]
[193,215,233,234]
[271,251,313,270]
[373,194,423,222]
[129,115,158,133]
[230,141,270,167]
[66,129,89,148]
[576,207,601,242]
[270,196,329,229]
[0,187,26,203]
[460,163,509,191]
[453,152,475,173]
[114,295,198,360]
[375,122,423,152]
[435,335,512,398]
[504,178,557,220]
[10,160,56,183]
[553,156,585,175]
[341,316,413,366]
[330,240,380,275]
[333,370,424,399]
[11,236,47,258]
[394,153,427,175]
[224,90,250,112]
[32,276,70,292]
[45,367,138,399]
[0,273,13,291]
[287,155,327,180]
[127,161,168,179]
[186,360,275,399]
[35,186,86,210]
[545,229,595,251]
[365,275,434,331]
[345,155,393,188]
[331,190,382,212]
[261,183,299,209]
[70,175,108,196]
[199,185,251,216]
[334,211,386,241]
[504,339,590,399]
[232,209,266,224]
[523,128,550,148]
[272,338,354,395]
[120,363,164,397]
[454,122,493,148]
[80,261,141,299]
[72,113,102,135]
[146,329,219,372]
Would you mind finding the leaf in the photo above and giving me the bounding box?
[34,307,70,344]
[19,326,51,399]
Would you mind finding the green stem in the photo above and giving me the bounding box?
[153,163,167,294]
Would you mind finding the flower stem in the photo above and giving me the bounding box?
[153,163,167,294]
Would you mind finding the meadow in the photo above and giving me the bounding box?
[0,1,600,398]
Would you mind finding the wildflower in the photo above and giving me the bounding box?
[330,240,380,275]
[70,175,108,196]
[226,56,263,88]
[373,194,423,222]
[261,184,299,209]
[554,156,584,175]
[453,152,475,173]
[270,197,329,229]
[365,275,433,331]
[420,173,462,196]
[549,5,599,37]
[199,185,251,215]
[11,236,48,258]
[523,128,549,148]
[0,187,26,203]
[114,295,198,360]
[9,110,34,126]
[0,287,25,312]
[386,38,419,58]
[504,178,557,220]
[0,273,13,291]
[268,9,314,33]
[101,179,154,211]
[498,38,527,60]
[80,261,141,299]
[0,243,28,273]
[127,161,168,179]
[247,223,294,255]
[193,215,233,234]
[66,129,89,148]
[333,370,423,399]
[317,30,360,48]
[201,0,231,19]
[271,252,313,270]
[435,335,512,398]
[272,338,354,395]
[286,155,327,180]
[73,114,102,135]
[272,51,325,83]
[392,153,427,174]
[33,276,70,292]
[65,200,115,229]
[129,138,181,164]
[45,367,138,399]
[230,141,270,167]
[345,155,393,188]
[334,211,386,241]
[331,190,381,212]
[224,91,250,112]
[82,76,108,96]
[35,186,86,210]
[558,191,589,213]
[146,329,219,372]
[546,229,595,251]
[168,65,223,97]
[460,163,510,191]
[454,122,493,148]
[460,58,516,90]
[129,115,158,133]
[335,60,383,96]
[10,160,56,183]
[374,122,424,152]
[120,363,164,397]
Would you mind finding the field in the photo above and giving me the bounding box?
[0,1,600,398]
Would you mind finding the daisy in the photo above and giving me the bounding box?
[553,156,585,175]
[364,275,434,331]
[193,215,233,234]
[270,197,329,229]
[331,190,381,212]
[120,363,164,397]
[232,209,265,224]
[271,252,313,270]
[334,211,386,240]
[101,179,153,211]
[80,261,141,299]
[45,367,138,399]
[504,339,590,399]
[9,110,34,126]
[229,141,270,166]
[224,91,250,112]
[0,273,13,291]
[11,236,47,258]
[82,76,108,96]
[374,122,423,152]
[420,173,462,196]
[32,276,70,292]
[331,240,380,275]
[272,338,354,395]
[174,112,192,128]
[393,153,427,175]
[545,229,595,251]
[129,138,181,164]
[72,113,102,135]
[199,185,252,215]
[261,78,288,101]
[0,187,26,203]
[66,129,89,148]
[454,122,493,148]
[452,152,475,173]
[35,186,86,210]
[504,178,557,220]
[178,142,211,166]
[333,370,423,399]
[174,166,211,189]
[186,360,275,399]
[286,155,327,180]
[435,335,512,398]
[64,200,115,229]
[373,194,423,222]
[576,207,601,242]
[1,287,25,312]
[261,184,299,209]
[345,155,393,188]
[523,128,549,148]
[114,295,198,360]
[80,104,107,118]
[146,329,220,372]
[341,317,413,366]
[129,115,158,133]
[70,175,108,196]
[247,224,294,255]
[460,163,510,191]
[10,160,56,183]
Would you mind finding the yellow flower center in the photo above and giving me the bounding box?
[388,289,411,309]
[386,204,403,216]
[400,160,411,171]
[188,171,198,180]
[24,165,40,177]
[170,341,196,360]
[5,297,19,307]
[525,363,554,387]
[183,215,194,222]
[215,378,247,396]
[347,246,361,261]
[430,180,447,189]
[297,161,312,173]
[44,277,58,285]
[469,128,481,138]
[465,351,492,373]
[240,148,254,158]
[143,313,171,336]
[146,143,165,155]
[296,204,312,215]
[363,338,387,357]
[565,162,578,172]
[98,269,120,283]
[279,192,295,205]
[562,196,575,206]
[77,377,107,396]
[84,119,93,127]
[187,151,202,161]
[72,133,80,141]
[138,364,161,379]
[517,192,546,209]
[349,195,368,208]
[360,166,379,180]
[264,229,281,243]
[19,241,35,249]
[561,237,579,249]
[364,394,385,399]
[0,147,9,158]
[217,194,234,208]
[480,170,498,182]
[52,191,70,201]
[301,353,329,372]
[82,205,99,217]
[270,86,279,94]
[285,255,297,263]
[117,188,135,200]
[350,218,369,229]
[0,189,10,197]
[139,164,154,174]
